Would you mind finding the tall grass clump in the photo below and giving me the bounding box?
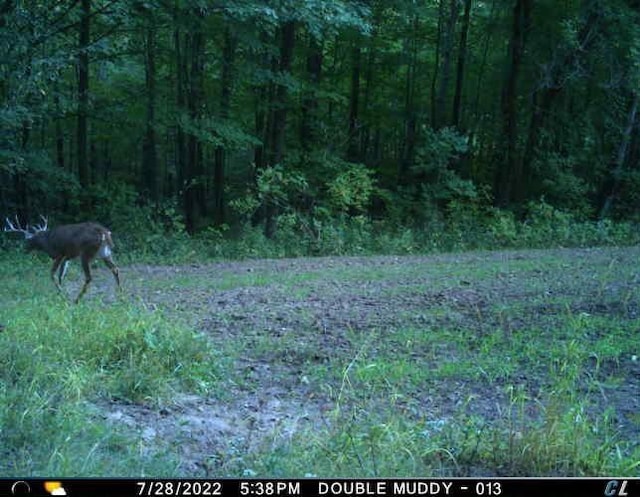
[0,254,221,474]
[2,294,219,399]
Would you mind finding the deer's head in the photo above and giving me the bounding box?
[4,215,49,251]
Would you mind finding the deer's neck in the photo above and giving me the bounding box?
[28,231,57,258]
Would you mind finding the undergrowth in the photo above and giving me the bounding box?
[129,209,639,263]
[3,201,637,264]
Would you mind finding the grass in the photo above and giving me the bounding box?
[213,248,640,477]
[237,316,638,477]
[0,245,639,477]
[0,254,222,475]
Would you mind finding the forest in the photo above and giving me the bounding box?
[1,0,640,255]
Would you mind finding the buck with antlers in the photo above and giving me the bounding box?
[4,216,121,303]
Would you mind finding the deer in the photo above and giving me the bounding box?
[4,215,121,303]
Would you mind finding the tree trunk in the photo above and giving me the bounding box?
[430,0,445,127]
[521,85,558,196]
[188,26,206,227]
[360,19,379,164]
[77,0,90,189]
[495,0,532,206]
[213,27,237,226]
[15,116,30,220]
[175,25,189,230]
[471,0,497,126]
[434,0,459,129]
[175,9,206,234]
[452,0,472,128]
[102,140,111,183]
[264,20,296,238]
[54,83,65,170]
[521,4,599,198]
[273,21,296,160]
[253,31,272,174]
[300,35,323,152]
[599,92,638,218]
[142,21,159,203]
[347,45,361,162]
[399,16,419,184]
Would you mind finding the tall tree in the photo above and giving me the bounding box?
[495,0,532,206]
[54,81,65,171]
[187,21,206,229]
[300,34,323,152]
[175,18,188,228]
[521,2,600,198]
[433,0,460,129]
[399,15,420,183]
[213,27,237,226]
[600,92,638,218]
[264,20,296,238]
[77,0,91,189]
[347,44,361,162]
[174,7,206,233]
[141,9,159,203]
[452,0,472,128]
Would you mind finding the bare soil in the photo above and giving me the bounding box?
[95,248,640,475]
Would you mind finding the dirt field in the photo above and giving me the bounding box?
[95,248,640,475]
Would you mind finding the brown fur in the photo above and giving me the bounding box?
[25,222,121,302]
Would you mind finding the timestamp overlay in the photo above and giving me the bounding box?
[0,478,637,497]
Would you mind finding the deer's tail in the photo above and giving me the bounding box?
[102,230,115,248]
[98,230,115,259]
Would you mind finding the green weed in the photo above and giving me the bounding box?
[0,257,221,475]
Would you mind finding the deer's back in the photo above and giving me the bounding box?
[45,222,113,258]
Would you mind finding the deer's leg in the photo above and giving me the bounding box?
[50,256,66,293]
[58,259,70,285]
[75,255,93,303]
[102,256,121,289]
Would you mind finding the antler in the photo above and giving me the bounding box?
[4,215,49,238]
[4,215,33,239]
[32,215,48,232]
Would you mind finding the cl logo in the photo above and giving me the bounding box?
[604,480,629,497]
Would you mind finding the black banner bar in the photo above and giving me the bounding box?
[0,478,638,497]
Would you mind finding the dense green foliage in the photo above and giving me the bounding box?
[1,0,639,243]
